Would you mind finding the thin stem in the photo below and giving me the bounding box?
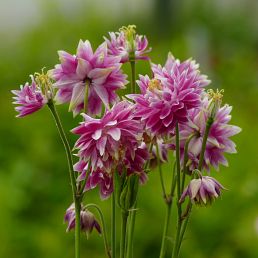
[159,163,177,258]
[171,122,182,258]
[111,191,116,258]
[181,134,196,193]
[198,117,213,171]
[174,118,214,258]
[156,142,167,201]
[74,198,81,258]
[47,100,80,258]
[126,201,137,258]
[47,100,77,194]
[126,142,153,258]
[84,80,90,114]
[130,60,136,94]
[120,211,129,258]
[177,204,192,256]
[85,203,111,258]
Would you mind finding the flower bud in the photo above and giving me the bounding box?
[180,176,225,206]
[64,203,101,237]
[115,172,139,211]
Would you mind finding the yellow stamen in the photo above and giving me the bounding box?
[148,78,162,91]
[34,68,53,97]
[207,89,224,103]
[119,25,136,40]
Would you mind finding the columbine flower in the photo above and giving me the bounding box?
[74,159,113,199]
[12,76,48,117]
[180,176,225,206]
[104,25,151,63]
[179,95,241,171]
[128,54,209,135]
[64,203,101,235]
[49,40,127,116]
[72,100,143,172]
[74,142,149,199]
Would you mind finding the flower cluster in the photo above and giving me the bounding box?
[11,25,241,253]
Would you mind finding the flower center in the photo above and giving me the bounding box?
[148,78,162,91]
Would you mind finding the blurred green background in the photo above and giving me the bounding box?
[1,0,258,257]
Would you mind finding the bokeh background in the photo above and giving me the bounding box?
[1,0,258,257]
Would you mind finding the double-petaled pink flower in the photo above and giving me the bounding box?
[179,96,241,171]
[49,40,127,116]
[128,53,210,136]
[12,76,47,117]
[72,100,143,173]
[104,25,151,63]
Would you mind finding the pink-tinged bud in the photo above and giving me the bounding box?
[180,176,225,206]
[64,203,101,236]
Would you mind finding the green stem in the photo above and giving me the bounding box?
[126,142,153,258]
[181,134,196,193]
[85,203,111,258]
[198,117,214,171]
[126,202,137,258]
[130,60,136,94]
[74,198,81,258]
[159,163,177,258]
[47,100,80,258]
[174,117,214,258]
[177,204,192,256]
[120,211,129,258]
[156,142,167,201]
[172,122,182,258]
[111,191,116,258]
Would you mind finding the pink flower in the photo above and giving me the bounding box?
[104,25,151,63]
[49,40,127,116]
[12,77,47,117]
[74,142,149,199]
[128,53,210,135]
[64,203,101,235]
[74,159,113,199]
[179,96,241,171]
[72,100,143,172]
[180,176,225,206]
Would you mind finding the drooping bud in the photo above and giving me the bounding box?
[180,176,225,206]
[64,203,101,237]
